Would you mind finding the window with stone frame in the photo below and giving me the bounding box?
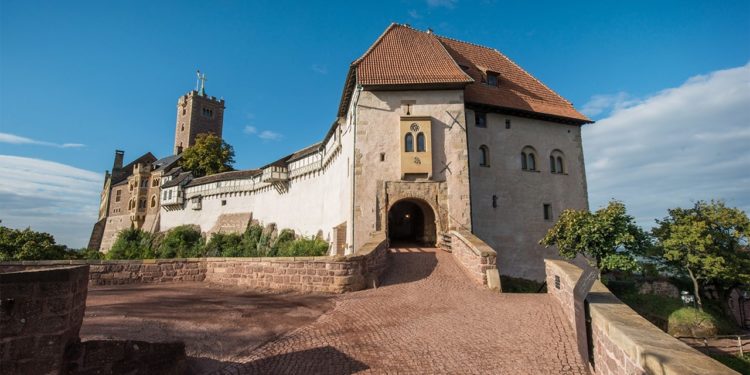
[479,145,490,167]
[521,146,537,171]
[475,111,487,128]
[115,189,122,202]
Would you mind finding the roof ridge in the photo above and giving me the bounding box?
[352,22,399,66]
[493,49,579,109]
[435,33,498,53]
[431,34,475,83]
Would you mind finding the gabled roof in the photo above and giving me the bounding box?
[438,36,590,123]
[338,23,591,124]
[355,24,473,87]
[153,154,181,172]
[162,172,192,188]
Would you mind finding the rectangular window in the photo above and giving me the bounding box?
[543,204,552,221]
[163,191,168,200]
[475,112,487,128]
[221,200,227,206]
[487,72,498,86]
[115,190,121,202]
[168,190,172,200]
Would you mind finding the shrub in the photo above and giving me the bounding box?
[276,237,329,257]
[108,228,154,259]
[156,225,204,258]
[205,232,243,257]
[240,224,264,257]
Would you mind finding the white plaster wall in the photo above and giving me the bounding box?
[160,124,353,250]
[351,90,471,250]
[467,111,589,280]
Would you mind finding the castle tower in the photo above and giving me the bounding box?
[173,71,225,154]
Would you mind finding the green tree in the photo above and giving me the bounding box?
[0,226,68,261]
[652,200,750,311]
[156,225,205,258]
[540,200,648,278]
[204,232,243,257]
[108,228,155,259]
[179,133,235,177]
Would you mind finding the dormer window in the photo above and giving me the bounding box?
[486,72,499,87]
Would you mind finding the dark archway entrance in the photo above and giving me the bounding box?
[387,199,437,245]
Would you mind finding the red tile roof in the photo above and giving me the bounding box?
[339,23,590,124]
[355,24,473,86]
[437,36,590,122]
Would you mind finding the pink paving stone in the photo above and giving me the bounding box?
[216,247,587,375]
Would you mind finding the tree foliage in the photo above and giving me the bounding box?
[652,200,750,310]
[156,225,205,258]
[540,200,648,276]
[0,226,69,261]
[179,133,235,177]
[108,228,155,260]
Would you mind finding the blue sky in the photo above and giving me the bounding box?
[1,0,749,247]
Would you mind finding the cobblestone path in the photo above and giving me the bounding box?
[215,247,586,374]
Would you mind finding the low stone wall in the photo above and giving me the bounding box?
[544,260,737,375]
[0,265,89,374]
[0,235,389,294]
[449,230,501,291]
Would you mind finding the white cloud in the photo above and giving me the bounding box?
[408,9,422,19]
[580,92,641,118]
[0,155,101,248]
[311,64,328,75]
[427,0,457,8]
[583,62,750,229]
[244,125,282,141]
[258,130,283,141]
[0,132,85,148]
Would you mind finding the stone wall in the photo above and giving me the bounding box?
[544,260,737,375]
[67,340,187,374]
[449,230,501,290]
[0,235,389,295]
[0,265,89,374]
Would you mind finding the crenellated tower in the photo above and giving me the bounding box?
[173,71,225,154]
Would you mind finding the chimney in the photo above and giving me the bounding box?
[113,150,124,171]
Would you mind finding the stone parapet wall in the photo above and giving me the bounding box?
[544,259,738,375]
[0,265,89,374]
[0,235,389,295]
[449,230,501,290]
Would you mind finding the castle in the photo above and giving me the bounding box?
[90,23,592,280]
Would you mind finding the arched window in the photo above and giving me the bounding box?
[416,132,426,152]
[550,150,565,174]
[150,195,157,208]
[522,146,537,171]
[405,133,414,152]
[479,145,489,167]
[128,199,134,210]
[139,198,146,209]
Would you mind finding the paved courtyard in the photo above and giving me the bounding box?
[82,247,586,374]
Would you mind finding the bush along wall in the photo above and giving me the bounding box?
[107,223,329,260]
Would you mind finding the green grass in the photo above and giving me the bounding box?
[618,293,738,336]
[709,353,750,375]
[500,276,546,293]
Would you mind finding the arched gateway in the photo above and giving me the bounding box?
[387,198,437,246]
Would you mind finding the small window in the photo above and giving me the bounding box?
[405,133,414,152]
[181,123,184,131]
[380,153,385,162]
[479,145,489,167]
[221,200,227,206]
[150,196,157,208]
[152,179,159,187]
[416,132,426,152]
[550,156,557,173]
[550,150,565,174]
[522,146,537,171]
[475,112,487,128]
[115,190,122,202]
[487,72,498,86]
[505,119,511,129]
[168,190,173,200]
[543,204,552,221]
[163,191,168,200]
[182,109,186,116]
[139,198,146,209]
[557,157,564,174]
